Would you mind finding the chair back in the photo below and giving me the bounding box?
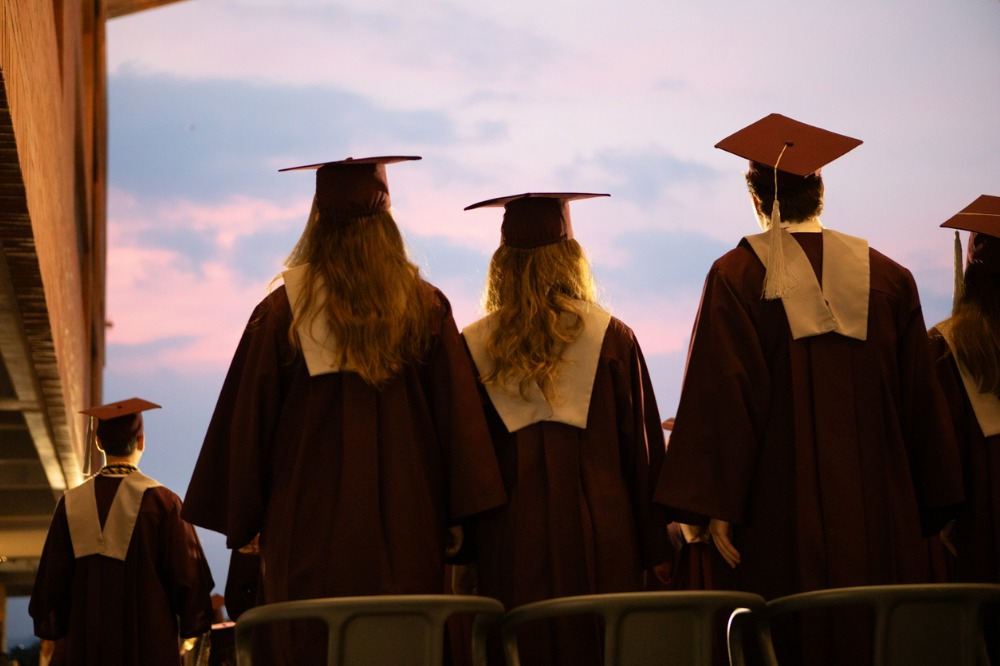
[234,594,504,666]
[760,583,1000,666]
[500,590,768,666]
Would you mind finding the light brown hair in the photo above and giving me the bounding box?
[285,204,435,386]
[950,265,1000,398]
[481,239,597,400]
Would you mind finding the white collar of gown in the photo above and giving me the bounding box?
[463,301,612,432]
[744,223,870,341]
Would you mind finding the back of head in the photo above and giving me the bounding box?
[484,237,596,315]
[466,192,607,399]
[99,432,141,458]
[745,162,824,223]
[283,157,435,386]
[483,239,597,401]
[81,398,160,457]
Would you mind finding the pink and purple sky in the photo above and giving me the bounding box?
[8,0,1000,642]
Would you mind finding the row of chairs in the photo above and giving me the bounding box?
[231,583,1000,665]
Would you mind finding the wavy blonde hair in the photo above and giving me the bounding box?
[285,202,435,386]
[482,239,597,400]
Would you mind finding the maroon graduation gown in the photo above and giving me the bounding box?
[181,284,507,663]
[30,477,215,666]
[468,317,668,666]
[655,234,963,664]
[929,329,1000,582]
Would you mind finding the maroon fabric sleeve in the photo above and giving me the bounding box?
[654,255,771,524]
[157,490,216,637]
[29,499,74,640]
[425,295,507,521]
[182,293,286,549]
[894,282,964,530]
[616,321,671,570]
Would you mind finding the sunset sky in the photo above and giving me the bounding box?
[8,0,1000,643]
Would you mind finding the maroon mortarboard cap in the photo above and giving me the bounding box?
[941,195,1000,274]
[464,192,610,249]
[279,156,421,225]
[81,398,161,447]
[941,195,1000,238]
[715,113,863,176]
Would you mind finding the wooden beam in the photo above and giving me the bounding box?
[106,0,190,20]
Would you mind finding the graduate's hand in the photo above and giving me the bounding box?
[445,525,464,558]
[709,519,740,568]
[238,534,260,555]
[939,520,957,558]
[679,523,710,544]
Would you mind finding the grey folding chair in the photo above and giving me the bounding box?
[234,594,505,666]
[760,583,1000,666]
[500,590,768,666]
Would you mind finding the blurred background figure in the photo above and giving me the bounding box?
[30,399,215,666]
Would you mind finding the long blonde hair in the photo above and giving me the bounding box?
[285,202,435,386]
[482,239,597,400]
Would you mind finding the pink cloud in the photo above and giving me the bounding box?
[105,189,304,372]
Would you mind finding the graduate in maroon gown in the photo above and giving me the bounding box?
[929,195,1000,659]
[461,193,668,666]
[30,398,215,666]
[654,115,964,665]
[181,156,507,665]
[930,196,1000,576]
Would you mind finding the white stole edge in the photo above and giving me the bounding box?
[935,319,1000,437]
[745,228,869,341]
[283,264,354,377]
[65,472,162,561]
[463,302,612,432]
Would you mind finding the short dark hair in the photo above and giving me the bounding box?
[745,161,824,223]
[100,433,140,458]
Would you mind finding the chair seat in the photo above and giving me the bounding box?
[759,583,1000,666]
[234,594,505,666]
[500,590,768,666]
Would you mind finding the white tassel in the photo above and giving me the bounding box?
[761,144,792,300]
[762,200,789,299]
[952,230,964,314]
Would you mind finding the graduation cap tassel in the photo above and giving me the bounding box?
[952,230,964,315]
[83,415,95,477]
[762,144,791,300]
